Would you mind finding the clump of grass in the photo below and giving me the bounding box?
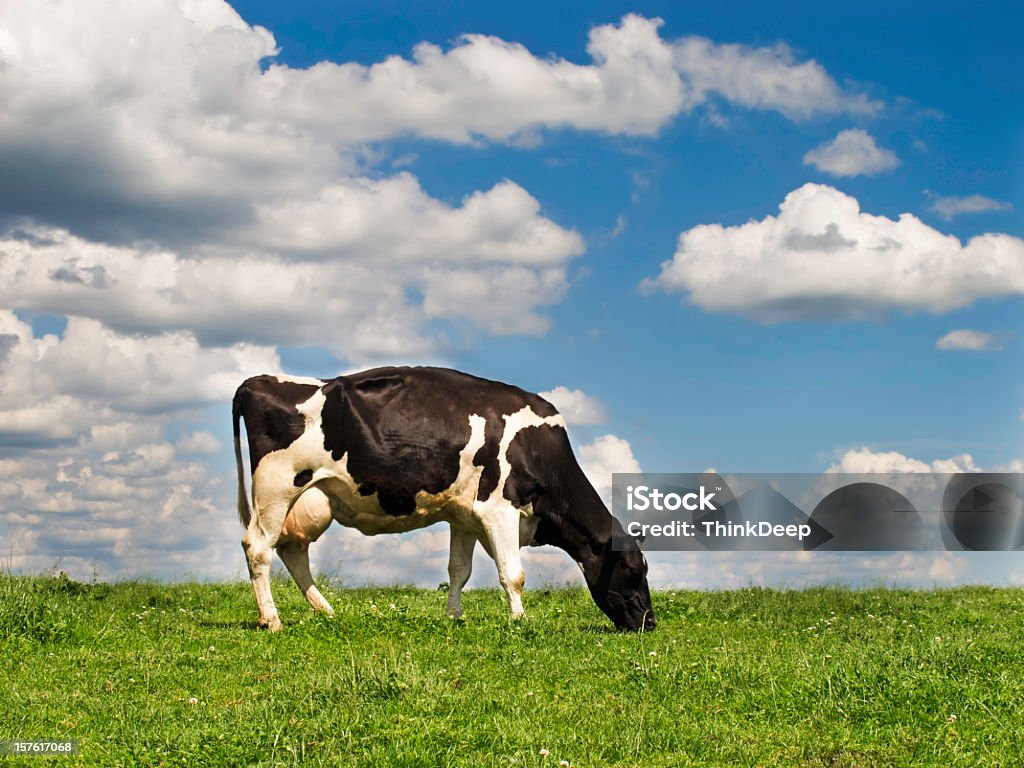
[0,571,89,645]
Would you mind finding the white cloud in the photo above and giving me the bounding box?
[673,40,879,121]
[825,447,981,474]
[0,221,577,361]
[928,194,1013,221]
[0,2,878,355]
[539,386,608,426]
[0,312,272,580]
[261,14,688,143]
[642,183,1024,321]
[0,311,275,446]
[610,215,628,238]
[178,431,221,454]
[245,175,582,264]
[803,129,899,177]
[579,434,642,505]
[935,329,1001,351]
[0,3,875,247]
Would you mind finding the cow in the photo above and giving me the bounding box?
[232,366,655,632]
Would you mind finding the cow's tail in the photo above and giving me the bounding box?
[233,388,252,528]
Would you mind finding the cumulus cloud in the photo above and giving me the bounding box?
[539,386,609,426]
[928,194,1013,221]
[0,312,275,579]
[0,220,577,359]
[178,431,222,454]
[803,129,899,177]
[0,2,874,245]
[935,330,1002,352]
[825,447,981,474]
[673,41,879,121]
[579,434,642,504]
[0,312,277,445]
[0,1,879,353]
[642,183,1024,321]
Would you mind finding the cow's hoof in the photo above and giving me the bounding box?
[258,616,283,632]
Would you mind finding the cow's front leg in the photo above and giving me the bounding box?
[481,506,526,618]
[446,525,477,618]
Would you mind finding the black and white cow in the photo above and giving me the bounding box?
[232,366,655,632]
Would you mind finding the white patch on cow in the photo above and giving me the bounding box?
[482,405,566,509]
[470,406,566,617]
[272,374,325,387]
[295,387,326,428]
[309,412,489,536]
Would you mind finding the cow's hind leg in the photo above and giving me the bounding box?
[446,525,477,618]
[479,504,527,618]
[277,487,335,616]
[242,506,287,632]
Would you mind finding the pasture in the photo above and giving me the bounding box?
[1,574,1022,766]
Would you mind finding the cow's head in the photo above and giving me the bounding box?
[583,536,655,632]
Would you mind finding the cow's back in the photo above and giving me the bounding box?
[320,366,564,517]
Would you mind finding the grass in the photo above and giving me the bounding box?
[1,574,1023,766]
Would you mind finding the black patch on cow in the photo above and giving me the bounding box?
[234,375,321,470]
[320,367,560,517]
[473,415,504,501]
[293,468,313,487]
[503,422,568,509]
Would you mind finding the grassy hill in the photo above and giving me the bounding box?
[1,574,1022,766]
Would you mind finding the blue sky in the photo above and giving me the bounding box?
[240,0,1024,472]
[0,0,1021,589]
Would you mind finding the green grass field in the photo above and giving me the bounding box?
[1,573,1022,767]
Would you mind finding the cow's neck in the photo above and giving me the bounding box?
[533,469,615,575]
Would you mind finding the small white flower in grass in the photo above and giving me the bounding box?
[934,636,942,643]
[539,748,550,756]
[649,651,657,656]
[948,714,957,723]
[187,697,198,705]
[208,646,215,652]
[559,761,570,767]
